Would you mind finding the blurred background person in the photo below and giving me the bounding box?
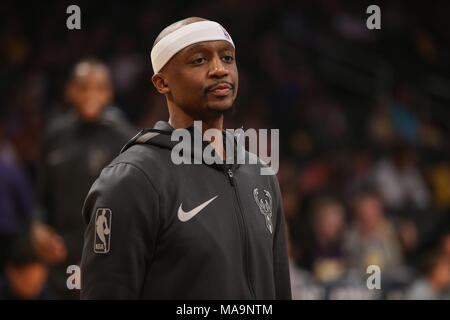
[301,196,347,284]
[344,190,404,273]
[0,236,49,300]
[406,233,450,300]
[31,59,134,299]
[0,112,33,274]
[371,145,430,212]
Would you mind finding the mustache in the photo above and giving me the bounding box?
[204,81,235,95]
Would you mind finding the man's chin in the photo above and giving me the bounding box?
[205,103,235,118]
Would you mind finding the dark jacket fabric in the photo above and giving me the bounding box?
[81,120,291,299]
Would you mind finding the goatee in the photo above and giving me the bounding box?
[205,104,236,118]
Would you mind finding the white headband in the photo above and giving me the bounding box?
[151,20,235,74]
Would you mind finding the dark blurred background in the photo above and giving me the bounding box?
[0,0,449,299]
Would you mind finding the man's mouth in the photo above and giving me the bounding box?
[206,82,233,97]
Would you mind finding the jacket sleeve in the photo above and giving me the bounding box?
[80,162,160,299]
[272,179,292,299]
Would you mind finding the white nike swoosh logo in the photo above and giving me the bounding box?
[178,196,218,222]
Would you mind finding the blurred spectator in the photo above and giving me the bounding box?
[31,59,134,299]
[368,97,396,151]
[6,73,45,179]
[344,190,404,272]
[301,197,347,283]
[371,146,430,211]
[345,149,373,199]
[428,161,450,211]
[0,114,33,272]
[405,234,450,299]
[390,83,420,145]
[0,236,48,300]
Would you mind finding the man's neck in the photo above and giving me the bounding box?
[168,114,223,132]
[168,106,225,160]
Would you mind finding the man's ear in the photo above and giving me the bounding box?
[152,73,170,95]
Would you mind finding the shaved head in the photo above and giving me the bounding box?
[69,58,111,83]
[152,17,209,49]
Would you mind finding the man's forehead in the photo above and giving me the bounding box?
[151,20,235,73]
[180,40,235,55]
[72,62,110,80]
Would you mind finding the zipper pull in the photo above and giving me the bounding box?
[227,168,234,186]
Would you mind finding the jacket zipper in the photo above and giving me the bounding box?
[226,168,256,299]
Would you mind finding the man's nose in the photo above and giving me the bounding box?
[208,56,228,78]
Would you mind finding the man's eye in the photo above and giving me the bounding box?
[222,55,234,63]
[191,57,206,65]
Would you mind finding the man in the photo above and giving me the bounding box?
[344,190,403,271]
[81,17,291,299]
[32,59,133,299]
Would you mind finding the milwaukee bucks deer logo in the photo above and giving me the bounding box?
[253,188,273,234]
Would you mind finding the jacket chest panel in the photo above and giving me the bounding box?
[155,165,274,266]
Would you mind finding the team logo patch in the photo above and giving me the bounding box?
[253,188,273,234]
[94,208,112,253]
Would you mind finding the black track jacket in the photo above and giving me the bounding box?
[80,121,291,299]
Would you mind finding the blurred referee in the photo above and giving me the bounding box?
[32,60,133,299]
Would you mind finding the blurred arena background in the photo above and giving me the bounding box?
[0,0,449,299]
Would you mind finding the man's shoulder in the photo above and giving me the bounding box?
[100,106,135,137]
[90,154,159,203]
[106,142,170,179]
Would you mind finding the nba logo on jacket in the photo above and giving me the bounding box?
[94,208,112,253]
